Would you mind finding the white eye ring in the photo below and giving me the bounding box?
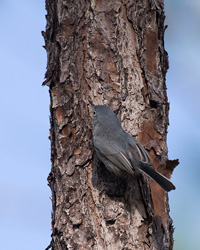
[93,110,96,116]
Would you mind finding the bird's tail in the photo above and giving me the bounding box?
[139,164,176,192]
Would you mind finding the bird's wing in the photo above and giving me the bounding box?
[94,134,135,175]
[94,131,152,168]
[127,135,152,165]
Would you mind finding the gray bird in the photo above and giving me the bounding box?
[89,101,175,192]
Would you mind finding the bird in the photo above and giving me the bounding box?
[89,101,175,192]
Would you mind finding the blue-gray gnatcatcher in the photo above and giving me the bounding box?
[89,101,175,192]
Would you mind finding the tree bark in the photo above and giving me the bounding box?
[43,0,177,249]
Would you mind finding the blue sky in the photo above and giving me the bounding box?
[0,1,51,249]
[0,1,199,249]
[165,1,200,249]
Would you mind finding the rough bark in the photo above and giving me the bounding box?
[43,0,177,249]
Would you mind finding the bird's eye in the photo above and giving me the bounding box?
[93,110,96,116]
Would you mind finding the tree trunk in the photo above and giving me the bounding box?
[43,0,177,249]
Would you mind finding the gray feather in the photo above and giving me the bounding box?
[91,103,176,192]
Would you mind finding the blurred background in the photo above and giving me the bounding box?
[165,1,200,249]
[0,0,199,249]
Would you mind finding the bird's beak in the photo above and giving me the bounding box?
[89,100,95,107]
